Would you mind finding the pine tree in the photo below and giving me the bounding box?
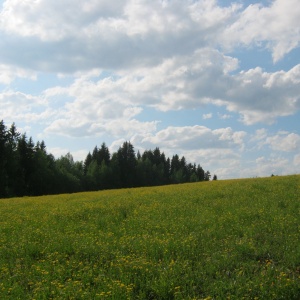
[0,120,8,197]
[117,142,137,187]
[5,123,20,196]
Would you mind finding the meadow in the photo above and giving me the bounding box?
[0,175,299,299]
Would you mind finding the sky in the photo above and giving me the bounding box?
[0,0,299,179]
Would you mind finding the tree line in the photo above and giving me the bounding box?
[0,120,215,198]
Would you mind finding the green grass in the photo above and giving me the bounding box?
[0,175,299,299]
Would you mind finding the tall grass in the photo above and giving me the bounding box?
[0,175,299,299]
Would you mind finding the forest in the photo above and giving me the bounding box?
[0,120,214,198]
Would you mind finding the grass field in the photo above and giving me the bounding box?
[0,175,299,299]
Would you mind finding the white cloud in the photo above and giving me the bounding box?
[237,129,300,177]
[0,0,298,73]
[4,46,298,165]
[203,113,212,119]
[221,0,300,62]
[254,128,268,141]
[218,113,231,120]
[43,72,159,138]
[294,154,300,166]
[0,64,36,84]
[39,49,300,140]
[129,125,246,179]
[124,51,300,123]
[132,125,246,151]
[218,66,300,124]
[0,0,125,41]
[0,0,299,127]
[249,128,269,150]
[265,132,300,152]
[0,90,50,122]
[253,155,291,177]
[44,118,152,139]
[47,147,88,162]
[249,129,300,158]
[0,0,235,72]
[174,148,243,179]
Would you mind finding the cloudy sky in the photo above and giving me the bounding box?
[0,0,299,179]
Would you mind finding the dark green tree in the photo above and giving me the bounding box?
[117,142,137,187]
[15,134,35,195]
[204,170,211,181]
[0,120,215,197]
[92,143,110,166]
[110,152,121,188]
[136,158,154,186]
[170,154,180,175]
[86,160,100,190]
[30,141,57,195]
[55,153,83,193]
[0,120,8,197]
[99,160,113,189]
[197,164,205,181]
[5,123,20,196]
[84,152,93,175]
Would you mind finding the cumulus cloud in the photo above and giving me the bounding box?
[221,0,300,62]
[294,154,300,166]
[2,0,298,72]
[42,49,300,131]
[131,125,246,150]
[254,155,291,177]
[0,0,299,126]
[179,148,242,179]
[0,90,50,122]
[126,51,300,124]
[45,115,158,139]
[129,125,247,178]
[249,129,300,154]
[203,113,212,119]
[214,65,300,124]
[0,64,36,84]
[0,0,125,41]
[43,71,158,138]
[265,132,300,152]
[218,113,232,120]
[0,0,238,72]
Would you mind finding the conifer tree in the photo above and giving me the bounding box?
[117,142,137,187]
[0,120,7,197]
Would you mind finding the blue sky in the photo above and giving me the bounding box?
[0,0,299,179]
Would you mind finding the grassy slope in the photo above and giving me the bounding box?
[0,175,299,299]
